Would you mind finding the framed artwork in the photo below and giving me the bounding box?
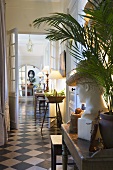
[59,50,66,77]
[28,70,35,83]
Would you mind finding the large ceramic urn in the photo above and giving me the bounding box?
[99,112,113,149]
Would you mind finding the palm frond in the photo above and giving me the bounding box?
[33,13,87,47]
[33,0,113,112]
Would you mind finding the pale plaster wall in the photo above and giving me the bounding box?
[19,55,43,68]
[65,0,88,123]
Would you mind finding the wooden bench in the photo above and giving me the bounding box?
[50,135,63,170]
[50,135,75,170]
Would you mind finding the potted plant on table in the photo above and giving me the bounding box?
[82,0,113,148]
[33,0,113,148]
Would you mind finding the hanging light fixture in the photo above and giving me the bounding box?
[26,24,34,52]
[26,34,33,52]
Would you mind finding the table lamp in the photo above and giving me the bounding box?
[49,70,63,79]
[42,66,49,92]
[49,70,63,93]
[37,72,44,84]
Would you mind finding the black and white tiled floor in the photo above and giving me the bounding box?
[0,101,75,170]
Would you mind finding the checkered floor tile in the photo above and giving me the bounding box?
[0,101,76,170]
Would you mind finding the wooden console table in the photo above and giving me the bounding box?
[62,124,113,170]
[41,96,65,136]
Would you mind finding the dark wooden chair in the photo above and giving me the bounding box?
[34,93,47,119]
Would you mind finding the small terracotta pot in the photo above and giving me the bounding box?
[99,112,113,148]
[69,112,81,133]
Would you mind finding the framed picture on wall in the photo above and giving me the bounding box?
[59,50,66,77]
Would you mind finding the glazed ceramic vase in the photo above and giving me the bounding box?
[99,112,113,149]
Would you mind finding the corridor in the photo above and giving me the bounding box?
[0,101,73,170]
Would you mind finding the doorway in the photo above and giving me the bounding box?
[18,33,50,102]
[19,65,40,101]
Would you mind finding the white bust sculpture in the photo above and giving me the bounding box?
[66,72,108,140]
[73,75,108,140]
[76,78,108,120]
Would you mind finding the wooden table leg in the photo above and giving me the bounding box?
[53,151,56,170]
[51,141,54,170]
[62,133,68,170]
[41,102,48,136]
[51,142,56,170]
[57,103,62,128]
[34,96,37,120]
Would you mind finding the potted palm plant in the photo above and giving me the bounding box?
[78,0,113,148]
[33,0,113,148]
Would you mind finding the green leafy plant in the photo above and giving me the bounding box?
[33,0,113,114]
[44,89,65,97]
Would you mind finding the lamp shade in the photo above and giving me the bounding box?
[37,72,44,77]
[42,66,49,73]
[49,70,63,79]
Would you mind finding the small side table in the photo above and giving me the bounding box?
[41,96,65,136]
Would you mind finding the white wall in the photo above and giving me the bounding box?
[19,55,43,68]
[65,0,88,123]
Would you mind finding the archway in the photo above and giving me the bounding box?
[19,64,40,101]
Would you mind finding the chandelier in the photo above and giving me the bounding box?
[26,34,33,52]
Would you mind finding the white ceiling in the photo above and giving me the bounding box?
[18,0,63,64]
[18,34,49,57]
